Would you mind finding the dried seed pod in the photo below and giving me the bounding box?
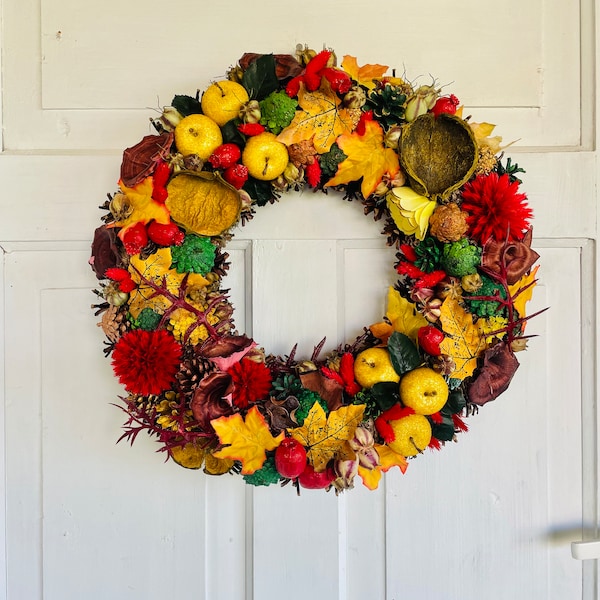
[120,132,174,187]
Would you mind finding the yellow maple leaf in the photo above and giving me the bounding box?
[341,55,389,89]
[127,248,209,319]
[509,265,539,321]
[358,444,408,490]
[113,177,171,237]
[439,297,489,380]
[277,79,357,153]
[370,287,428,344]
[325,118,400,198]
[289,403,365,472]
[211,406,284,475]
[468,121,504,154]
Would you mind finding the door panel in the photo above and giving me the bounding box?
[1,0,597,597]
[1,234,589,599]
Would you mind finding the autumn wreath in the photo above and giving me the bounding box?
[90,45,542,493]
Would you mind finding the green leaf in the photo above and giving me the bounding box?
[221,120,245,145]
[442,389,466,415]
[353,382,399,420]
[243,177,277,207]
[430,415,455,442]
[370,382,400,411]
[171,94,202,117]
[388,331,421,376]
[242,54,278,101]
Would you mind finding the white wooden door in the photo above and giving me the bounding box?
[1,1,598,598]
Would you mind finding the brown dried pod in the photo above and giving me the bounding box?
[90,225,122,279]
[299,371,343,411]
[263,395,300,433]
[201,335,254,359]
[238,53,303,80]
[191,372,235,433]
[482,229,540,285]
[467,343,520,406]
[120,132,174,187]
[429,203,469,242]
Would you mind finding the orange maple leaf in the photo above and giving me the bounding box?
[324,118,400,198]
[211,406,284,475]
[113,177,170,238]
[277,79,358,153]
[289,403,365,472]
[439,297,489,380]
[341,55,389,89]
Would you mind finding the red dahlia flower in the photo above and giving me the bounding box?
[111,329,182,396]
[227,358,272,408]
[461,172,532,245]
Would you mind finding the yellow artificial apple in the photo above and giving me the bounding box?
[388,414,432,457]
[400,367,448,415]
[174,114,223,160]
[242,133,289,181]
[353,347,400,388]
[201,80,250,127]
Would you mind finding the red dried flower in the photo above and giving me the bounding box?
[321,353,361,397]
[399,244,418,262]
[305,160,322,187]
[355,110,374,136]
[428,437,442,451]
[237,123,266,136]
[452,414,469,432]
[111,329,182,396]
[397,261,425,278]
[414,270,447,289]
[461,172,533,245]
[105,267,136,293]
[227,358,272,409]
[374,405,415,443]
[430,411,444,424]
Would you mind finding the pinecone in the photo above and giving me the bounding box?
[176,347,216,397]
[381,216,405,248]
[366,82,407,129]
[362,195,388,222]
[212,247,230,277]
[138,240,160,261]
[98,305,128,343]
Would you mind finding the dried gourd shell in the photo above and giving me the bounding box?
[400,113,477,200]
[166,172,241,236]
[170,443,206,469]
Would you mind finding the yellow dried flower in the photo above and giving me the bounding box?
[479,316,508,344]
[475,146,498,176]
[169,305,219,345]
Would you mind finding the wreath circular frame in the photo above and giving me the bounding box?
[90,46,542,494]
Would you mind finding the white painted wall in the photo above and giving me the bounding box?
[1,1,598,598]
